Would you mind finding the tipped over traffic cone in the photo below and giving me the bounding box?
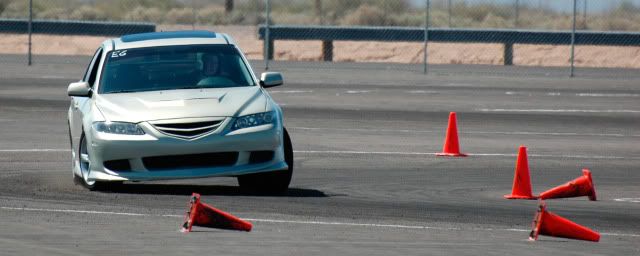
[538,169,596,201]
[504,146,536,200]
[181,193,252,233]
[436,112,467,157]
[529,202,600,242]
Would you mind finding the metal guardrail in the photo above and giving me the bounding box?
[258,25,640,65]
[0,19,156,36]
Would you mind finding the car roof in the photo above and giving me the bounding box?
[107,30,233,51]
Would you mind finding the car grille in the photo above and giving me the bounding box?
[151,119,224,139]
[142,152,238,171]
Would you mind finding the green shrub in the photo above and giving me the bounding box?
[69,5,108,21]
[195,6,225,25]
[479,13,509,28]
[37,7,69,20]
[123,6,164,23]
[165,8,195,24]
[0,0,27,18]
[340,4,387,26]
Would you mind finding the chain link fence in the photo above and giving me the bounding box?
[1,0,639,77]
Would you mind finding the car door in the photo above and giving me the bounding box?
[70,48,103,150]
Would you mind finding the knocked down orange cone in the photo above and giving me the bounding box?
[436,112,467,157]
[504,146,537,200]
[182,193,253,233]
[538,169,597,201]
[529,202,600,242]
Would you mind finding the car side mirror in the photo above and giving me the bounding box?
[67,81,92,97]
[260,72,283,88]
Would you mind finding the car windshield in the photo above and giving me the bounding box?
[99,44,255,94]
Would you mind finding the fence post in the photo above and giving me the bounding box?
[570,0,577,77]
[264,0,271,70]
[514,0,519,28]
[503,43,513,66]
[322,41,333,61]
[28,0,32,66]
[423,0,430,74]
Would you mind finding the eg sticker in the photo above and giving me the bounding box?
[111,50,127,58]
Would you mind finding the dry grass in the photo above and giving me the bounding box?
[2,25,640,69]
[2,0,640,31]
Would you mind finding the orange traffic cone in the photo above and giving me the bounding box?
[181,193,253,233]
[538,169,597,201]
[529,202,600,242]
[436,112,467,157]
[504,146,536,200]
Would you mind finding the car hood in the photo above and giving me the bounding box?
[95,86,266,123]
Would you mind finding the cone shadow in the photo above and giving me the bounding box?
[99,184,330,197]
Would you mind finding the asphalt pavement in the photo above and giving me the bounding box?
[0,59,639,255]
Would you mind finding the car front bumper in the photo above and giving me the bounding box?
[84,120,287,182]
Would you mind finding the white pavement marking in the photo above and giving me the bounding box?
[446,83,472,87]
[0,206,147,216]
[296,150,439,156]
[1,148,636,160]
[2,206,638,238]
[477,108,640,114]
[41,75,69,79]
[405,90,437,94]
[290,126,637,137]
[243,218,459,231]
[0,149,69,152]
[345,90,371,94]
[294,150,638,160]
[614,198,640,203]
[505,91,531,96]
[575,93,640,97]
[521,92,639,98]
[269,90,313,94]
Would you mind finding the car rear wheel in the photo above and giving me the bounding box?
[237,128,293,194]
[75,133,121,191]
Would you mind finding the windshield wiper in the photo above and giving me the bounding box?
[173,86,203,90]
[107,90,139,93]
[106,89,147,94]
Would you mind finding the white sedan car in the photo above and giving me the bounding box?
[67,30,293,192]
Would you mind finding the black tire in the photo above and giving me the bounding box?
[238,128,293,194]
[76,132,121,191]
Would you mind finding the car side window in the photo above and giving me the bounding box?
[83,49,101,82]
[85,48,103,87]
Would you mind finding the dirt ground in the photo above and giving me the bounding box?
[2,25,639,68]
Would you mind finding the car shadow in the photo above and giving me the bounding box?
[101,183,330,198]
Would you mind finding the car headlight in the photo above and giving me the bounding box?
[231,112,275,131]
[93,121,145,135]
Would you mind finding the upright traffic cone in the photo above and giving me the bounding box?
[529,202,600,242]
[181,193,252,233]
[436,112,467,157]
[538,169,597,201]
[504,146,536,199]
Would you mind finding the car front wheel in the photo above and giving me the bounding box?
[237,128,293,194]
[74,133,121,191]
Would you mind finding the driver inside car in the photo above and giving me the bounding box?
[197,53,234,86]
